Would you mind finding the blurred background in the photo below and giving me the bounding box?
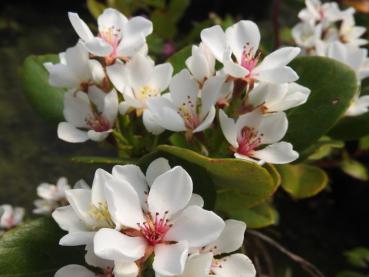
[0,0,369,276]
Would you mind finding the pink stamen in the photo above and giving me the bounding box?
[236,127,262,156]
[240,43,261,78]
[99,26,121,61]
[138,211,172,246]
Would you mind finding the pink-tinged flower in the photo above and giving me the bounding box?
[93,160,224,276]
[219,109,298,164]
[201,21,300,83]
[57,86,118,143]
[147,70,225,134]
[68,8,152,63]
[44,43,105,90]
[0,204,25,230]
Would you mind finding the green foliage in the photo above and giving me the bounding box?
[167,45,192,73]
[87,0,107,18]
[0,217,85,277]
[21,55,65,122]
[341,156,369,181]
[285,57,358,153]
[304,136,344,161]
[276,163,328,199]
[345,247,369,269]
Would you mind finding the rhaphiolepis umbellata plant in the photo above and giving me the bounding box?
[1,0,369,276]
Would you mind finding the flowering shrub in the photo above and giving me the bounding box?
[1,0,368,276]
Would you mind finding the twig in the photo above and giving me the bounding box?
[248,230,326,277]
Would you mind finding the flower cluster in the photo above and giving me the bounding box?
[0,204,25,235]
[53,158,256,276]
[33,177,89,214]
[46,8,309,165]
[293,0,369,116]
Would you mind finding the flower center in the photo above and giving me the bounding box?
[177,96,199,130]
[241,43,261,77]
[137,211,172,246]
[89,202,115,228]
[237,127,262,156]
[86,113,111,132]
[138,86,158,101]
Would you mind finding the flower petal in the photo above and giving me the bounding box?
[187,194,204,208]
[87,130,111,142]
[165,205,225,247]
[213,253,256,277]
[201,25,227,62]
[252,142,299,164]
[153,241,189,276]
[145,157,171,187]
[169,69,198,110]
[256,66,299,83]
[63,91,92,128]
[148,166,193,217]
[150,63,173,92]
[107,61,127,93]
[55,264,95,277]
[193,106,216,133]
[256,47,300,71]
[52,205,87,232]
[142,109,165,135]
[68,12,94,41]
[84,37,113,57]
[219,109,238,147]
[65,189,95,226]
[59,231,95,246]
[94,228,146,262]
[104,176,145,228]
[91,168,112,207]
[114,261,139,277]
[258,112,288,144]
[200,75,226,117]
[125,54,154,90]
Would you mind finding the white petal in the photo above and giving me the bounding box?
[150,63,173,92]
[256,66,299,83]
[91,168,111,207]
[65,43,91,81]
[57,122,89,143]
[148,166,193,217]
[213,253,256,277]
[200,25,227,61]
[257,47,300,71]
[94,228,146,262]
[65,189,95,226]
[104,177,145,228]
[52,205,87,232]
[224,59,249,78]
[107,61,127,92]
[143,109,165,135]
[204,219,246,255]
[219,109,238,147]
[114,261,139,277]
[165,205,225,247]
[181,252,213,276]
[225,20,261,61]
[145,158,171,187]
[186,49,211,82]
[68,12,94,41]
[201,75,226,117]
[46,63,80,88]
[125,54,154,90]
[112,164,148,207]
[103,89,119,124]
[169,69,198,110]
[346,95,369,116]
[124,16,153,38]
[63,91,92,128]
[187,194,204,208]
[193,106,216,133]
[89,59,105,84]
[55,265,95,277]
[87,130,111,142]
[85,243,114,269]
[146,97,187,132]
[153,241,189,276]
[252,142,299,164]
[84,37,113,57]
[98,8,127,35]
[59,231,95,246]
[258,112,288,144]
[88,86,105,113]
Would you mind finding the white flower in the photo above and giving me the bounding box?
[326,41,369,81]
[200,20,300,83]
[339,15,368,47]
[68,8,152,63]
[147,69,225,134]
[346,93,369,117]
[55,265,97,277]
[107,54,173,134]
[33,177,70,214]
[292,22,323,52]
[298,0,352,26]
[185,43,216,85]
[57,86,118,143]
[0,204,25,230]
[219,109,298,164]
[55,262,138,277]
[44,43,105,90]
[157,220,256,277]
[93,158,225,276]
[248,82,311,113]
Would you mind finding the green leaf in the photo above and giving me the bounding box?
[304,136,344,160]
[329,78,369,140]
[215,195,278,229]
[151,10,177,40]
[285,57,357,153]
[359,135,369,150]
[344,247,369,268]
[168,0,189,22]
[0,217,85,277]
[138,145,281,209]
[21,55,65,122]
[71,156,133,165]
[276,163,328,199]
[341,157,369,181]
[167,46,191,74]
[87,0,107,18]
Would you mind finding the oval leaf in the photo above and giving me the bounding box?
[276,163,328,199]
[21,55,65,122]
[285,56,357,152]
[0,217,84,277]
